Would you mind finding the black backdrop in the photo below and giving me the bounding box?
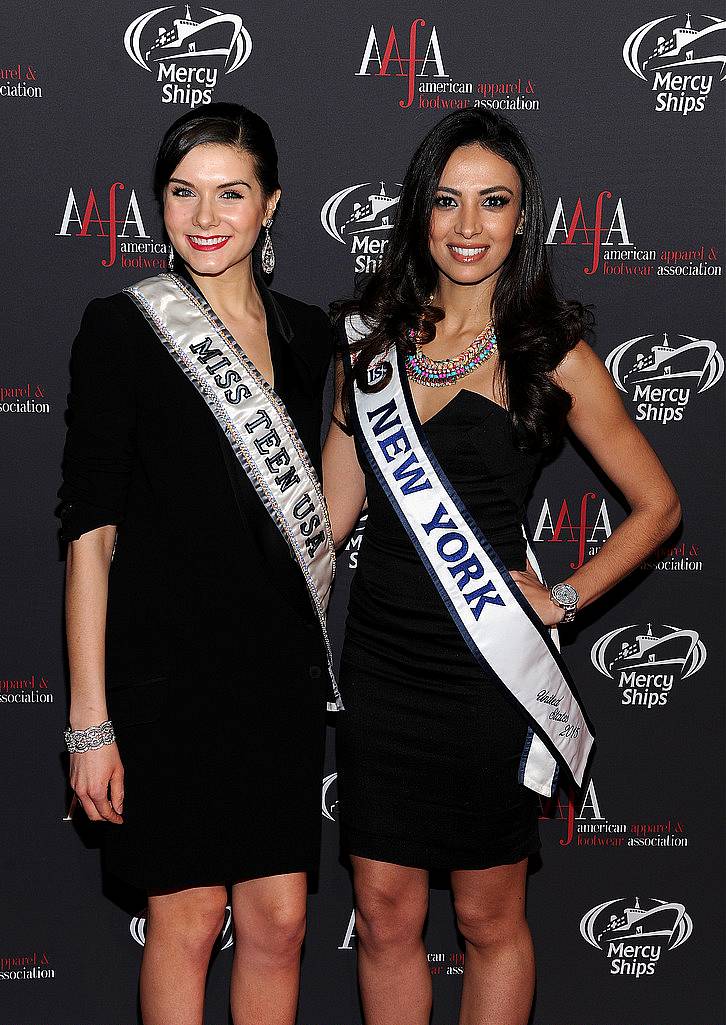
[1,2,724,1023]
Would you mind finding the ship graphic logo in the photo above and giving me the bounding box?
[606,333,724,394]
[124,4,252,74]
[321,181,401,245]
[591,623,707,681]
[131,904,235,949]
[321,771,339,822]
[623,13,726,82]
[581,896,693,952]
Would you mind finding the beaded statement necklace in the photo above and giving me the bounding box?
[405,322,497,388]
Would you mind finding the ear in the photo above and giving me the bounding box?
[265,188,282,224]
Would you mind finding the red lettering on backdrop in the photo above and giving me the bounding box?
[540,787,576,846]
[402,19,426,110]
[73,183,130,267]
[563,191,612,275]
[376,20,428,110]
[549,492,597,570]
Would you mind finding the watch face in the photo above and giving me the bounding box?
[552,582,578,608]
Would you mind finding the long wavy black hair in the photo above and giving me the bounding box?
[339,109,592,451]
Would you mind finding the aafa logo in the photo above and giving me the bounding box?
[321,771,339,821]
[55,183,167,270]
[540,778,604,848]
[124,4,252,106]
[591,622,706,707]
[321,182,401,273]
[532,493,613,570]
[546,192,631,275]
[606,332,723,423]
[580,896,692,976]
[623,13,726,114]
[131,905,234,949]
[356,20,447,108]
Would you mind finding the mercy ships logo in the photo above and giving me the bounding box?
[580,896,692,977]
[321,181,402,274]
[606,332,723,423]
[591,622,706,708]
[623,13,726,114]
[124,4,252,106]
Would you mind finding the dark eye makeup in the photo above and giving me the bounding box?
[434,193,511,208]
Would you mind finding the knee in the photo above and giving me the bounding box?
[264,903,307,959]
[454,898,526,951]
[235,902,307,965]
[148,889,228,963]
[355,885,427,954]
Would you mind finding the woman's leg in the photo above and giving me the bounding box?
[451,858,534,1025]
[140,884,228,1025]
[351,855,431,1025]
[229,871,308,1025]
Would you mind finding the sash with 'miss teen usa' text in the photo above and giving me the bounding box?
[123,273,341,711]
[344,316,595,795]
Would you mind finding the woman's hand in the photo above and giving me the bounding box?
[70,744,125,824]
[509,568,564,627]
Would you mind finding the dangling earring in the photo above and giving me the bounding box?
[261,219,275,274]
[167,245,175,271]
[515,221,524,236]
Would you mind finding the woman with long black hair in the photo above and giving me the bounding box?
[59,103,336,1025]
[323,109,680,1025]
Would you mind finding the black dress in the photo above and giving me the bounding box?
[337,389,543,871]
[58,272,332,892]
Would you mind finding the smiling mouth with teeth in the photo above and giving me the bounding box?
[447,244,490,262]
[186,234,232,251]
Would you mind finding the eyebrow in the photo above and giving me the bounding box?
[168,177,252,189]
[437,185,515,197]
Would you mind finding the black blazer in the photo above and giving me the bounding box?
[58,274,333,723]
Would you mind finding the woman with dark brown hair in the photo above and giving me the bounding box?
[59,102,337,1025]
[323,109,680,1025]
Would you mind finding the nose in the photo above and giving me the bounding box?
[454,200,483,240]
[192,193,220,230]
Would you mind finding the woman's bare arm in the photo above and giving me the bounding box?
[66,525,125,824]
[511,341,681,624]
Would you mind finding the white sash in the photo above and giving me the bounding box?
[124,274,341,711]
[344,318,595,795]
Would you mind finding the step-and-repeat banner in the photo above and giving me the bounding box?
[1,3,724,1023]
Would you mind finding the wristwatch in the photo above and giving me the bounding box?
[549,582,579,624]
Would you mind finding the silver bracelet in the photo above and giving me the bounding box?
[64,720,115,753]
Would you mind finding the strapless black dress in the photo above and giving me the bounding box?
[337,389,543,871]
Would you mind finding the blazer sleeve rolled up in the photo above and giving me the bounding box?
[57,296,136,542]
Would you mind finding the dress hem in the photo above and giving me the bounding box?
[340,826,540,873]
[103,855,320,894]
